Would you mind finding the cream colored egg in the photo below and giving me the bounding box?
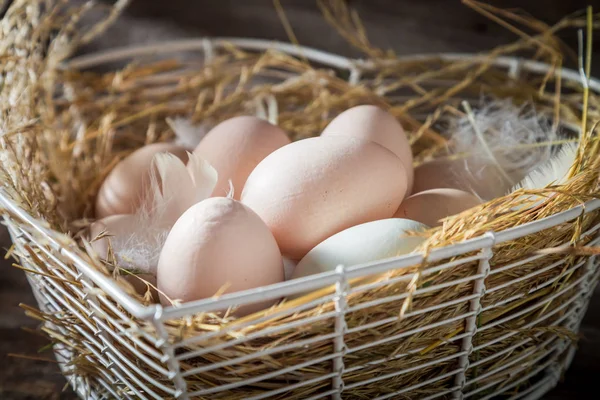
[241,136,408,259]
[96,143,188,218]
[193,116,290,198]
[321,105,414,192]
[157,197,284,316]
[291,218,428,295]
[393,188,482,227]
[412,158,517,200]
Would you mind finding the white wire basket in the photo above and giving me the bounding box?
[2,38,600,400]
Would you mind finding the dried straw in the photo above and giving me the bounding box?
[1,0,600,399]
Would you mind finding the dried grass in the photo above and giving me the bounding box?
[1,0,600,399]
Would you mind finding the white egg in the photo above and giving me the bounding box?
[291,218,428,295]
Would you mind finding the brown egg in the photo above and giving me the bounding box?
[412,158,517,200]
[193,116,290,198]
[157,197,284,316]
[95,143,188,218]
[321,105,414,193]
[241,136,408,259]
[393,188,482,226]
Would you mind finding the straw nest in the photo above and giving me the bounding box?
[2,0,600,399]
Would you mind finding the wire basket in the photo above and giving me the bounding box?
[2,22,600,400]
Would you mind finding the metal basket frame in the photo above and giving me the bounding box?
[2,37,600,400]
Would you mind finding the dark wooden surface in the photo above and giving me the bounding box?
[3,1,600,399]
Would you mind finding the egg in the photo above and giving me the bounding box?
[96,143,188,218]
[193,116,290,198]
[157,197,284,316]
[412,158,516,200]
[393,188,482,226]
[291,218,428,295]
[283,257,298,281]
[321,105,414,192]
[241,136,408,259]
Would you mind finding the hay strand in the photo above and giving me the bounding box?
[0,1,599,399]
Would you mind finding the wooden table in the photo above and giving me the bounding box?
[2,1,600,398]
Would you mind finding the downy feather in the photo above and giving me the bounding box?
[103,152,217,274]
[450,99,558,198]
[167,117,211,150]
[508,142,578,210]
[510,142,578,192]
[150,151,218,227]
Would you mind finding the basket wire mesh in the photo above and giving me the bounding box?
[2,38,600,400]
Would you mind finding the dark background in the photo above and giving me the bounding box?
[2,1,600,399]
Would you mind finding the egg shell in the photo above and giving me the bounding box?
[241,136,408,259]
[291,218,428,295]
[393,188,482,227]
[96,143,188,218]
[321,105,414,193]
[283,257,298,281]
[193,116,291,198]
[157,197,284,316]
[412,158,516,200]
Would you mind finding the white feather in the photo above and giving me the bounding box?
[150,151,218,227]
[103,152,217,275]
[510,142,578,192]
[508,142,578,211]
[451,99,558,198]
[111,226,169,275]
[167,117,211,150]
[226,179,235,199]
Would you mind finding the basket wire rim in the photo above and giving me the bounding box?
[64,37,600,93]
[1,37,598,321]
[2,187,600,321]
[2,35,598,400]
